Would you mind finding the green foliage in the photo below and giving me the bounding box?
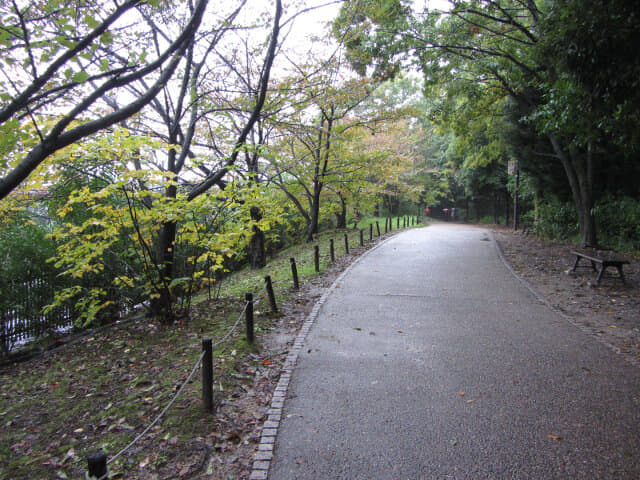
[49,168,281,326]
[594,196,640,252]
[528,198,579,241]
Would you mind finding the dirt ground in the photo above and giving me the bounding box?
[4,226,638,479]
[493,228,640,366]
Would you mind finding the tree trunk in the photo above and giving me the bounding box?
[151,220,177,324]
[249,206,266,269]
[513,159,519,230]
[504,190,510,227]
[306,183,321,242]
[549,136,597,247]
[335,193,347,229]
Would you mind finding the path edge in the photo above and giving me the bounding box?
[490,230,640,370]
[248,230,410,479]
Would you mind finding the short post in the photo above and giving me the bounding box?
[290,258,299,289]
[388,217,391,232]
[264,275,278,314]
[397,217,400,229]
[314,245,320,273]
[359,229,364,247]
[403,216,406,228]
[385,218,388,233]
[202,338,213,411]
[369,223,373,241]
[245,293,254,344]
[344,233,349,254]
[376,221,380,237]
[330,238,335,262]
[87,451,108,480]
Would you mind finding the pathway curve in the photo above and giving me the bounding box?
[266,224,640,479]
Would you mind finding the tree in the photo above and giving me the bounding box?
[333,0,639,246]
[45,0,284,324]
[0,0,209,199]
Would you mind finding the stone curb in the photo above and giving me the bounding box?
[248,228,411,480]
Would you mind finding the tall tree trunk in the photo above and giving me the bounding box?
[151,219,177,324]
[249,206,266,269]
[306,182,322,242]
[504,190,510,226]
[549,136,597,247]
[335,192,347,229]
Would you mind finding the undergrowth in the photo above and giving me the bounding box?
[0,216,421,479]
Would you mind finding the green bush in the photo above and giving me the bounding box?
[531,198,579,240]
[594,195,640,251]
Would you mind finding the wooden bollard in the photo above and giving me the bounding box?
[376,221,380,237]
[290,258,299,289]
[202,338,213,411]
[359,229,364,247]
[397,217,400,229]
[385,218,388,233]
[403,216,406,228]
[330,239,335,262]
[314,245,320,273]
[87,450,108,479]
[245,293,254,344]
[265,275,278,314]
[369,223,373,241]
[344,233,349,254]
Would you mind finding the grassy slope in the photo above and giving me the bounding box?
[0,216,420,479]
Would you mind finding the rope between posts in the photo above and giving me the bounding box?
[211,299,249,350]
[90,296,256,478]
[104,350,206,469]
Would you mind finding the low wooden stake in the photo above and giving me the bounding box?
[87,451,108,480]
[245,293,254,344]
[202,338,213,411]
[290,257,299,289]
[265,275,277,314]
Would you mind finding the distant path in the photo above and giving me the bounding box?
[268,223,640,479]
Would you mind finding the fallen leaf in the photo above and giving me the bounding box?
[609,325,617,329]
[457,391,466,397]
[262,359,272,366]
[369,332,376,336]
[548,434,562,441]
[139,456,150,468]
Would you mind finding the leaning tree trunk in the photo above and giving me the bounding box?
[549,136,597,247]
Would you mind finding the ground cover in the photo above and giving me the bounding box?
[0,217,412,479]
[494,228,640,366]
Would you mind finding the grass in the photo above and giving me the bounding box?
[0,215,422,479]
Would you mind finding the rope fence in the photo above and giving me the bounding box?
[86,218,422,478]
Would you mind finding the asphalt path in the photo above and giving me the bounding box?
[269,223,640,479]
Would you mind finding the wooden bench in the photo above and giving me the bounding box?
[570,250,629,286]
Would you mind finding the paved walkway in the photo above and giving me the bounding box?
[267,224,640,479]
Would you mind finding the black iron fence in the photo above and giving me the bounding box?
[1,274,73,353]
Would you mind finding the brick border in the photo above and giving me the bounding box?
[249,231,402,479]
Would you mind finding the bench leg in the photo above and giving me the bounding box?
[616,265,627,285]
[571,255,581,272]
[595,266,605,285]
[590,260,598,272]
